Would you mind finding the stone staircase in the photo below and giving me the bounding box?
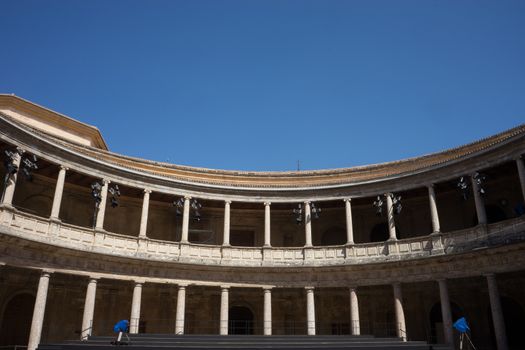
[37,334,452,350]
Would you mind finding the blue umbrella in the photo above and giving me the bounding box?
[113,320,129,333]
[453,317,470,333]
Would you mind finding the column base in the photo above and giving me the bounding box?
[49,216,62,224]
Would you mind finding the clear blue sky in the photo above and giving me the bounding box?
[1,0,524,171]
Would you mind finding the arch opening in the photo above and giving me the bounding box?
[228,306,254,335]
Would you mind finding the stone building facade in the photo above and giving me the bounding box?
[0,94,523,350]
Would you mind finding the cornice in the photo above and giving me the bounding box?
[0,94,108,150]
[0,111,524,195]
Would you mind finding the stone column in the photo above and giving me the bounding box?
[428,185,441,233]
[305,287,316,335]
[129,282,143,334]
[392,283,406,341]
[50,166,68,220]
[344,199,354,244]
[263,287,272,335]
[304,202,313,247]
[349,287,360,335]
[175,284,187,334]
[386,194,397,240]
[264,202,271,247]
[486,274,508,350]
[223,200,231,246]
[1,151,22,206]
[471,175,487,225]
[27,271,51,350]
[219,286,229,335]
[95,179,109,230]
[81,278,98,340]
[516,157,525,202]
[181,196,191,243]
[437,279,453,346]
[139,189,151,238]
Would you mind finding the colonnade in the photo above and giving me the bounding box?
[3,154,525,248]
[18,267,512,350]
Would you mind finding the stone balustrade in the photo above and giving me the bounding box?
[2,204,524,268]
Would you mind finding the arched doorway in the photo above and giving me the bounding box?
[229,306,254,335]
[0,293,35,346]
[487,297,525,350]
[429,302,463,344]
[321,227,346,246]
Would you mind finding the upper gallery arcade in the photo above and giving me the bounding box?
[1,94,524,254]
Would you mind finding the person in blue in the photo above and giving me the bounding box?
[111,320,129,345]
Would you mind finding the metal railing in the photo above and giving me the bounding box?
[85,319,404,338]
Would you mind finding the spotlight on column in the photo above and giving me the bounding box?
[311,202,321,219]
[390,193,402,215]
[373,195,384,216]
[456,176,470,200]
[293,203,303,224]
[191,199,202,222]
[21,154,38,181]
[91,182,103,209]
[173,197,184,216]
[108,184,121,208]
[2,148,23,202]
[3,149,22,176]
[473,172,487,195]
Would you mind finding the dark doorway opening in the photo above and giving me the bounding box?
[229,306,254,335]
[0,293,35,346]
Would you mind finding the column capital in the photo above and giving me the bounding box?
[304,200,311,205]
[133,279,146,285]
[304,286,315,291]
[87,277,100,282]
[177,284,188,289]
[143,188,152,194]
[348,286,358,291]
[220,285,230,290]
[224,200,232,205]
[101,178,111,185]
[184,195,192,200]
[263,286,273,291]
[484,272,496,278]
[343,198,352,203]
[264,201,271,206]
[59,165,69,171]
[40,270,53,277]
[427,183,435,188]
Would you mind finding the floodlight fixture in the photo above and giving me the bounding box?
[473,172,487,195]
[293,203,303,224]
[457,176,470,200]
[373,195,384,216]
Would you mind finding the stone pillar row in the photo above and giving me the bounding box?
[24,271,511,348]
[8,152,525,248]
